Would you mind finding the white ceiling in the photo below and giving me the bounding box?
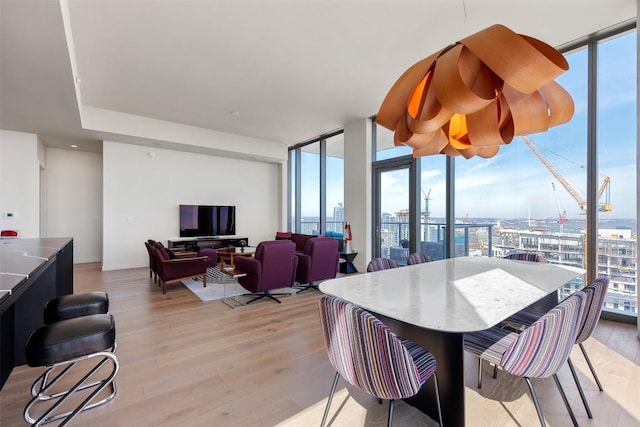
[0,0,636,155]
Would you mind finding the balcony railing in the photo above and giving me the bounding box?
[379,221,495,263]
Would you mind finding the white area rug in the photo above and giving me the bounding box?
[183,266,245,302]
[183,279,247,302]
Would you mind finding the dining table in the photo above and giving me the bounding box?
[319,256,585,426]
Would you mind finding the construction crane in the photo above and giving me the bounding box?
[421,188,431,220]
[421,188,432,242]
[552,182,568,232]
[520,136,612,213]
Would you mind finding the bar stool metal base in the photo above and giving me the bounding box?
[24,347,119,426]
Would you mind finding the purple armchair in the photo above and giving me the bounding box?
[295,237,339,293]
[148,245,207,294]
[234,240,298,304]
[145,241,158,283]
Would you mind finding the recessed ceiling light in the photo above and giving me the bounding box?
[230,111,240,116]
[70,144,78,148]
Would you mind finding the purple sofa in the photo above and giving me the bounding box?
[295,237,339,293]
[234,240,298,304]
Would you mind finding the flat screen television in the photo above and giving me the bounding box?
[179,205,236,237]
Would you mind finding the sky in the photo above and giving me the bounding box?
[300,30,637,222]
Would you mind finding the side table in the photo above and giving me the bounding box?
[220,267,247,309]
[339,252,358,274]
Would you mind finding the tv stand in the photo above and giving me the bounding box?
[168,237,248,252]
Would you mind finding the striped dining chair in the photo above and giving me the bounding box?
[366,258,399,272]
[318,295,443,427]
[407,253,432,265]
[573,277,609,391]
[504,252,548,263]
[502,277,610,419]
[464,291,588,427]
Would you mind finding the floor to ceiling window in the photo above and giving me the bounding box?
[289,130,344,237]
[596,29,637,315]
[288,150,296,231]
[325,133,345,234]
[299,141,320,234]
[372,124,418,265]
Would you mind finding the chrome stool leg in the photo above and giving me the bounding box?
[24,350,119,426]
[31,343,118,400]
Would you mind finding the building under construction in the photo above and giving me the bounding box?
[493,227,637,314]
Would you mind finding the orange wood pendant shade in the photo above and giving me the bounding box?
[376,24,574,159]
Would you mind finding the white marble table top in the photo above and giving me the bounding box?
[319,256,585,333]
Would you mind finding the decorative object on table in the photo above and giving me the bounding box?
[343,221,353,254]
[239,239,247,252]
[376,24,574,159]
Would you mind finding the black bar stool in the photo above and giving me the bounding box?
[24,314,119,426]
[43,291,109,323]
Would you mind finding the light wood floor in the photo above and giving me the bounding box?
[1,263,639,426]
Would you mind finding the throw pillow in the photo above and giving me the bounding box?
[275,231,292,240]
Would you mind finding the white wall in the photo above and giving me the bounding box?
[0,130,39,237]
[46,147,102,263]
[102,141,281,270]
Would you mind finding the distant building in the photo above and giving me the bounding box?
[331,203,344,232]
[494,227,637,314]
